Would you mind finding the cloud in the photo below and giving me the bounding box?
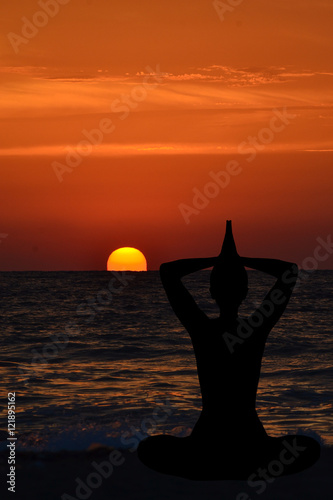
[2,64,332,88]
[159,66,331,87]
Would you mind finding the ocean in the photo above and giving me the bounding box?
[1,270,332,453]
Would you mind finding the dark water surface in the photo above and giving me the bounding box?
[1,270,332,451]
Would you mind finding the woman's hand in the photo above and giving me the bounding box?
[218,219,239,258]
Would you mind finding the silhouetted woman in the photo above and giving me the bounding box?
[138,220,320,480]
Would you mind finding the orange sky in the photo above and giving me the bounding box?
[0,0,332,270]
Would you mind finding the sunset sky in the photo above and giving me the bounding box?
[1,0,332,270]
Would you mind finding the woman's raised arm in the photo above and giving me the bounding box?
[240,257,298,281]
[159,257,217,336]
[240,256,299,342]
[160,257,217,279]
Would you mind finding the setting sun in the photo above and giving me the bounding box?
[107,247,147,271]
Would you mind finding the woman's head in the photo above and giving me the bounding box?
[210,263,248,309]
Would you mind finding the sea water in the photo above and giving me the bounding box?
[0,270,332,452]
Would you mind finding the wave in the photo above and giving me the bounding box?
[0,423,329,454]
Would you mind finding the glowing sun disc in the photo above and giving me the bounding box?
[107,247,147,271]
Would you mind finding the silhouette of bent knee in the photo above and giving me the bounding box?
[137,433,320,480]
[137,435,194,477]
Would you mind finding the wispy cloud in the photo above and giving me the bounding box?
[156,66,333,87]
[2,64,332,86]
[2,140,333,158]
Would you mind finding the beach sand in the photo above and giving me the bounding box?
[1,445,332,500]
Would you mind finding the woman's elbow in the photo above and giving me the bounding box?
[159,262,168,275]
[281,263,298,286]
[160,261,181,283]
[160,262,172,281]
